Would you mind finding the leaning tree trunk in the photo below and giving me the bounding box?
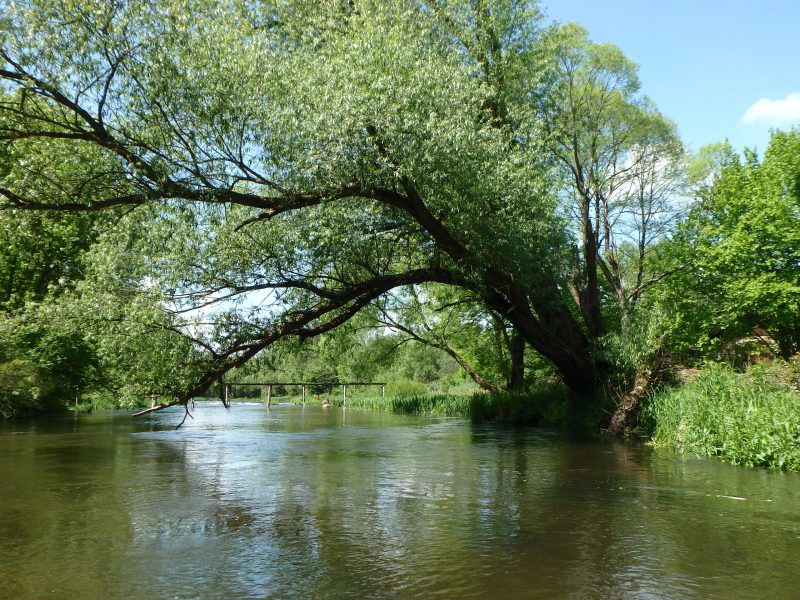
[444,348,504,394]
[487,281,605,396]
[605,362,667,437]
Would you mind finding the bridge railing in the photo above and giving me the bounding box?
[222,382,387,407]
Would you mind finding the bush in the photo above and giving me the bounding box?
[470,389,563,426]
[385,378,429,398]
[646,361,800,470]
[0,359,55,418]
[79,392,126,410]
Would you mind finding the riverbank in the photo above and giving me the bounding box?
[330,383,611,436]
[645,360,800,470]
[331,360,800,471]
[9,359,799,471]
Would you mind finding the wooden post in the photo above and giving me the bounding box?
[301,384,306,405]
[381,384,385,398]
[224,384,229,408]
[267,384,272,408]
[343,384,347,405]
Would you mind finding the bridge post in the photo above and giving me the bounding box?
[224,384,229,408]
[301,384,306,405]
[381,384,385,398]
[342,384,347,406]
[267,384,272,408]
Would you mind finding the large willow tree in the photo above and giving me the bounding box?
[0,0,678,420]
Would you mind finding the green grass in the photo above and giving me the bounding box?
[646,362,800,470]
[331,384,606,432]
[340,393,471,416]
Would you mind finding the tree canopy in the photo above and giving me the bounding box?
[657,130,800,359]
[3,0,790,427]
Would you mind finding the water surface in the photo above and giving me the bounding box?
[1,403,799,598]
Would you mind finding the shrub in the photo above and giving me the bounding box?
[0,359,53,418]
[385,378,429,398]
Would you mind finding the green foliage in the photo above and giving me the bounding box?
[340,383,607,431]
[784,354,800,391]
[81,293,206,407]
[0,301,100,414]
[79,392,125,411]
[341,393,472,417]
[228,323,464,394]
[547,22,686,341]
[658,129,800,359]
[1,0,598,403]
[385,378,429,398]
[469,388,565,425]
[2,0,793,436]
[0,358,59,418]
[0,211,97,311]
[647,362,800,470]
[685,141,736,187]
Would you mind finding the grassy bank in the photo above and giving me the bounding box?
[329,383,608,433]
[335,393,471,416]
[645,361,800,470]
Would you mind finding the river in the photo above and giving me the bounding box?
[1,402,799,598]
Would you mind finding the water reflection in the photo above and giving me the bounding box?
[1,404,799,599]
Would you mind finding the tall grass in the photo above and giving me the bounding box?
[646,362,800,470]
[337,384,605,430]
[336,393,471,416]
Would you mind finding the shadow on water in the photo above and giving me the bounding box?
[1,403,799,598]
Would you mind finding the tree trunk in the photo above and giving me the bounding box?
[482,279,604,396]
[508,331,525,390]
[605,365,665,437]
[515,313,602,395]
[442,347,504,394]
[580,197,605,337]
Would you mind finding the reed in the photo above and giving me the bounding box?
[336,384,596,428]
[646,362,800,470]
[336,393,472,416]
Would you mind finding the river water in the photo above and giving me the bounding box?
[1,402,799,599]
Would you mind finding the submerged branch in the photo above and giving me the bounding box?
[131,398,185,417]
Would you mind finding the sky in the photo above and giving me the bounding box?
[544,0,800,157]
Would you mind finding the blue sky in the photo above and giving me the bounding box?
[544,0,800,156]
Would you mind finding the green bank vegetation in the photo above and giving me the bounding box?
[647,360,800,470]
[0,1,797,468]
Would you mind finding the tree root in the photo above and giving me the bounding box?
[131,398,185,417]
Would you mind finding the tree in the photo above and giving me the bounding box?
[659,129,800,359]
[0,100,104,310]
[545,24,685,333]
[0,93,109,414]
[0,0,682,423]
[374,285,523,393]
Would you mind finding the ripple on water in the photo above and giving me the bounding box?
[2,405,800,599]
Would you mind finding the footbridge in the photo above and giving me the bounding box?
[222,382,386,408]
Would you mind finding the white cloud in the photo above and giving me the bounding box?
[742,92,800,126]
